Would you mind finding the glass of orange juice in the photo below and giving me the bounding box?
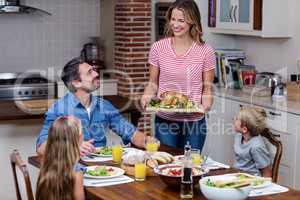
[134,157,146,181]
[112,143,123,164]
[145,137,160,153]
[191,149,202,166]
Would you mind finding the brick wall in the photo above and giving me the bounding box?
[114,0,152,134]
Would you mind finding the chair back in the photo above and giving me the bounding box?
[261,129,283,183]
[10,149,34,200]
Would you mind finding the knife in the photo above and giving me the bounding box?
[91,178,130,185]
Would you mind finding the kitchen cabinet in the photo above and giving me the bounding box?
[266,110,299,188]
[209,0,292,38]
[295,123,300,189]
[204,96,239,165]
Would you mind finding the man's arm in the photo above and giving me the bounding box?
[131,130,147,148]
[37,142,47,155]
[36,111,58,155]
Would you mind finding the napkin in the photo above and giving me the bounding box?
[81,156,112,162]
[84,175,134,187]
[249,183,289,197]
[202,157,230,170]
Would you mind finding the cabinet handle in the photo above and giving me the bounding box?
[229,5,234,22]
[272,133,280,138]
[269,111,282,116]
[233,5,237,23]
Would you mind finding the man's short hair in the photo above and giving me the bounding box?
[61,57,84,92]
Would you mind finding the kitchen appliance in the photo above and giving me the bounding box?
[0,0,51,15]
[0,72,56,100]
[272,82,286,101]
[255,72,282,95]
[81,37,105,70]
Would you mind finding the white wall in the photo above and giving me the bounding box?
[0,119,43,200]
[0,0,100,74]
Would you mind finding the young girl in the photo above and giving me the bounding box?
[36,116,84,200]
[141,0,215,149]
[233,106,272,177]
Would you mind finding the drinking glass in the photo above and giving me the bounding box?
[191,149,202,166]
[112,143,123,164]
[134,158,146,181]
[145,137,160,153]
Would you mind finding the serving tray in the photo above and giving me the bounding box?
[145,105,205,113]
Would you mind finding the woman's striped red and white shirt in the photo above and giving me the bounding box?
[148,37,216,122]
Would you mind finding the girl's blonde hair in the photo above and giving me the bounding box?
[236,106,267,137]
[164,0,204,44]
[36,116,81,200]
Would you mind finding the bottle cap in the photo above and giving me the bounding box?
[184,142,191,152]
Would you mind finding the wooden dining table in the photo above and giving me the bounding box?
[28,145,300,200]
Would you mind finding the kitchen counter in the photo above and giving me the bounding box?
[2,85,300,120]
[0,96,142,125]
[215,84,300,116]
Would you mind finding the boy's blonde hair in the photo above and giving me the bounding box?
[36,116,81,200]
[236,106,267,137]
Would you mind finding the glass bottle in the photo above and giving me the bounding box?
[180,142,193,199]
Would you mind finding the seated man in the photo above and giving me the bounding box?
[36,57,147,155]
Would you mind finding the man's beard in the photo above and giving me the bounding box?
[81,79,100,93]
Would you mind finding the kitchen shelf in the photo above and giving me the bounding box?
[208,28,291,38]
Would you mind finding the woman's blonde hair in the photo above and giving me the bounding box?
[236,106,267,137]
[164,0,204,44]
[36,116,81,200]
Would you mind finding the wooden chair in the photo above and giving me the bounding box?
[10,149,34,200]
[261,129,283,183]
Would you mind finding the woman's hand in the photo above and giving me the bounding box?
[202,69,215,113]
[141,65,159,109]
[202,95,213,113]
[141,93,154,109]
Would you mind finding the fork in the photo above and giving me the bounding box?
[85,154,97,159]
[91,178,129,185]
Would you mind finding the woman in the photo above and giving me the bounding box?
[36,116,84,200]
[141,0,215,150]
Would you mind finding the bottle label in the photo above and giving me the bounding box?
[182,167,192,182]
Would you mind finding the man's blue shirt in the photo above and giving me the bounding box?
[36,92,136,148]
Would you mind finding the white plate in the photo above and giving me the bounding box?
[90,147,112,157]
[252,179,272,189]
[84,166,125,179]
